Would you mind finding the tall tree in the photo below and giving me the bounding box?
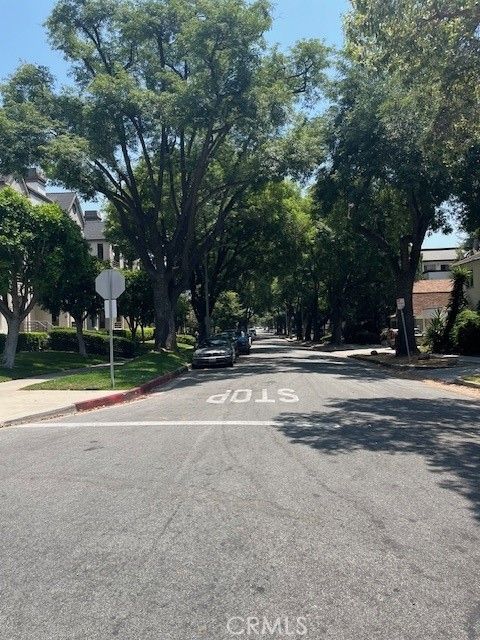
[5,0,328,350]
[318,65,455,355]
[39,229,103,356]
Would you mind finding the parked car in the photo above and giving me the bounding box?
[248,328,257,341]
[215,331,239,355]
[235,331,251,354]
[192,338,235,368]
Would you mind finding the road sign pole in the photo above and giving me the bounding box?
[95,269,125,390]
[109,297,115,389]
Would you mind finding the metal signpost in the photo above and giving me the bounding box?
[396,297,411,362]
[95,269,126,389]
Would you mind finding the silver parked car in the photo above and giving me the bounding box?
[192,338,235,369]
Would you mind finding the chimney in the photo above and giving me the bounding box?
[25,168,47,196]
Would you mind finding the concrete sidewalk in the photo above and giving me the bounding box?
[0,374,120,426]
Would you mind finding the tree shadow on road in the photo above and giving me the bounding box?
[275,397,480,522]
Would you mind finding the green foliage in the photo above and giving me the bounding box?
[117,270,154,338]
[441,266,470,351]
[38,221,103,326]
[48,329,141,358]
[211,291,244,332]
[451,310,480,355]
[4,0,328,348]
[0,332,49,353]
[425,310,447,353]
[177,334,197,347]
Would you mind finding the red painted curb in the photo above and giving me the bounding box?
[74,365,189,413]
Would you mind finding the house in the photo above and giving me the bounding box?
[0,169,123,335]
[420,247,459,280]
[413,279,454,333]
[452,252,480,310]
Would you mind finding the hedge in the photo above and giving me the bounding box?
[49,329,141,358]
[0,332,49,353]
[177,333,197,346]
[451,310,480,355]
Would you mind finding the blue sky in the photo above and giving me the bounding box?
[0,0,461,247]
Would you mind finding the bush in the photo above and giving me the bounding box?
[18,332,49,352]
[49,329,142,358]
[113,327,154,341]
[425,310,446,353]
[0,332,49,353]
[451,310,480,355]
[177,333,196,346]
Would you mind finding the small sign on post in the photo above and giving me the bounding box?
[95,269,125,389]
[396,297,411,361]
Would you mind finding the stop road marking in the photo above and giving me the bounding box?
[207,389,299,404]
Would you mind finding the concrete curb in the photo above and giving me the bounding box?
[349,354,457,370]
[454,377,480,390]
[1,405,77,429]
[0,365,189,428]
[74,365,190,412]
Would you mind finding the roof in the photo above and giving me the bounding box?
[453,252,480,267]
[421,248,459,262]
[413,280,454,294]
[413,280,453,316]
[83,218,106,241]
[48,192,77,212]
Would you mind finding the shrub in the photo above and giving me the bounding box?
[425,310,446,353]
[451,310,480,355]
[49,329,142,358]
[0,332,49,353]
[177,333,196,346]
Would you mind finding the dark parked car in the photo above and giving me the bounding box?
[192,338,235,369]
[234,331,251,355]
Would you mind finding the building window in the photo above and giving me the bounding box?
[440,264,450,272]
[97,243,104,260]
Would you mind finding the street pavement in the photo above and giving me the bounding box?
[1,335,480,639]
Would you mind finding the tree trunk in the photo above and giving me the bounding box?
[2,314,21,369]
[330,301,343,345]
[395,273,418,357]
[74,316,87,357]
[152,278,177,351]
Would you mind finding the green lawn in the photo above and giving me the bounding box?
[25,344,193,391]
[0,351,109,383]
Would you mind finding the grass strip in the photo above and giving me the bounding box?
[0,352,108,383]
[25,344,193,391]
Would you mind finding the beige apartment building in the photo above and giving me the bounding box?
[453,252,480,310]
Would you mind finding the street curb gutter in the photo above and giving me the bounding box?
[74,365,190,412]
[348,354,458,370]
[0,365,189,428]
[2,405,77,429]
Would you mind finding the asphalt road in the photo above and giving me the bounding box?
[1,335,480,640]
